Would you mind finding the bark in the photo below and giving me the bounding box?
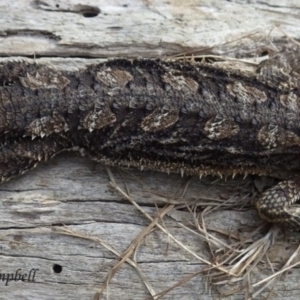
[0,0,300,299]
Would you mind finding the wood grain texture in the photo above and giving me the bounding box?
[1,1,300,299]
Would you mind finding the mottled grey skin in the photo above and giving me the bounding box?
[1,50,300,229]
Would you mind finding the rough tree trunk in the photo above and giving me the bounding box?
[0,1,300,299]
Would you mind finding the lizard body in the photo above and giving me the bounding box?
[1,50,300,228]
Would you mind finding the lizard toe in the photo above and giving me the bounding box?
[255,178,300,230]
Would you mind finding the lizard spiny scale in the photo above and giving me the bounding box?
[1,51,300,229]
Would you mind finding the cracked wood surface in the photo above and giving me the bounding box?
[1,0,300,299]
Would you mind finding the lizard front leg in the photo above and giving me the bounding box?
[256,178,300,230]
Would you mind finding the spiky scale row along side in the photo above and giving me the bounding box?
[0,51,300,228]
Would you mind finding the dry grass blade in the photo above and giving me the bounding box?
[52,226,157,299]
[168,30,263,59]
[108,174,235,276]
[164,176,293,298]
[94,203,174,299]
[222,227,279,277]
[147,271,203,300]
[50,165,300,299]
[108,166,295,298]
[251,243,300,298]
